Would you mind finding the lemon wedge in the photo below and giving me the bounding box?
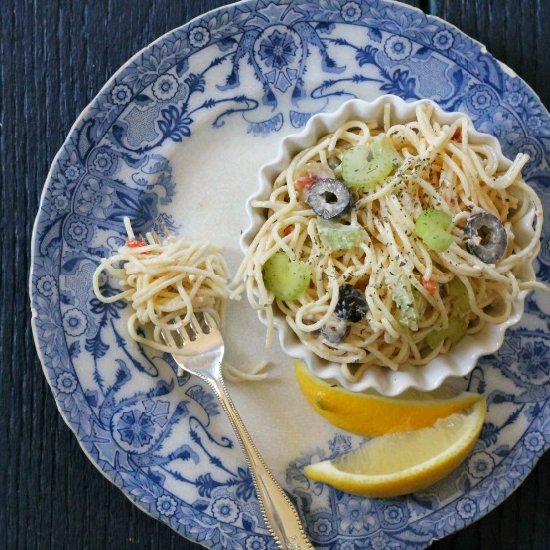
[304,399,486,497]
[294,360,483,437]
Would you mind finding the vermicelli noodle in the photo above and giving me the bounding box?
[93,217,229,356]
[231,102,544,377]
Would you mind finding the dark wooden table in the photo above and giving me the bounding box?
[2,0,549,548]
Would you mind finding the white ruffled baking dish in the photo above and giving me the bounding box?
[241,95,538,396]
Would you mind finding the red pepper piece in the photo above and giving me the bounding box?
[295,175,318,190]
[283,225,294,236]
[421,277,438,296]
[126,238,147,248]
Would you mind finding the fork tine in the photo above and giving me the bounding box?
[183,321,197,341]
[171,315,189,345]
[160,327,176,347]
[202,312,217,332]
[188,313,204,336]
[175,325,188,344]
[159,316,188,348]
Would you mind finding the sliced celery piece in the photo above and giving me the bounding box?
[448,278,469,315]
[415,209,453,252]
[316,219,367,251]
[426,316,468,350]
[392,276,420,329]
[341,134,400,189]
[263,251,311,301]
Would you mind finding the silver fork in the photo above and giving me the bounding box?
[162,313,313,550]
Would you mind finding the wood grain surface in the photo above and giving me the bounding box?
[1,0,548,548]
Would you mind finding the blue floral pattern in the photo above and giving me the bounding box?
[383,36,412,61]
[456,498,477,520]
[30,0,550,549]
[211,496,241,523]
[432,29,454,50]
[62,308,88,337]
[56,372,78,394]
[156,494,178,516]
[340,2,362,23]
[152,74,180,101]
[36,274,56,297]
[189,25,211,48]
[117,410,157,448]
[111,83,133,106]
[258,29,298,70]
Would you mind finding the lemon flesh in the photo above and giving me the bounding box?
[304,399,486,497]
[294,361,483,437]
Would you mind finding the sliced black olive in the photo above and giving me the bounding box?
[319,316,350,345]
[464,211,507,263]
[305,178,352,220]
[334,284,368,323]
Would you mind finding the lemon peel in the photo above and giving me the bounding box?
[304,399,486,497]
[294,360,482,437]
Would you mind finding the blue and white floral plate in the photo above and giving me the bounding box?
[30,1,550,548]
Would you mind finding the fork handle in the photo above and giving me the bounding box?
[208,378,314,550]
